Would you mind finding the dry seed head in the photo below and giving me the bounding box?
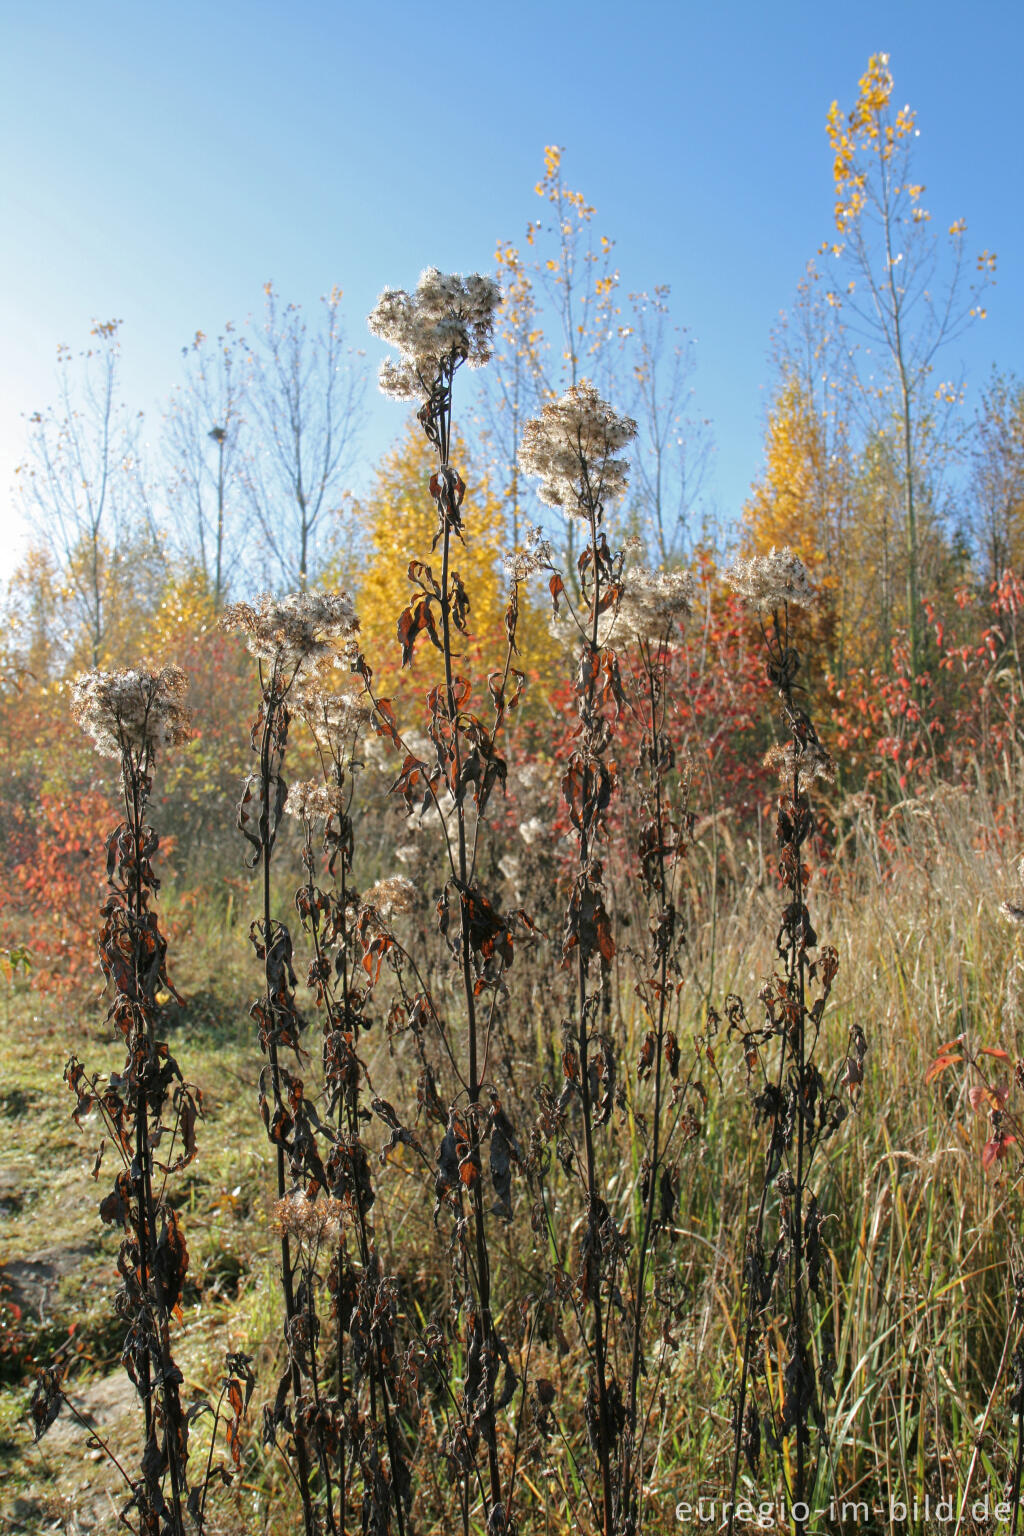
[284,779,347,823]
[504,525,553,583]
[726,547,817,611]
[368,268,501,401]
[518,381,637,521]
[764,741,836,791]
[363,875,417,918]
[221,590,359,668]
[617,564,696,642]
[272,1192,347,1242]
[549,603,620,650]
[71,666,192,761]
[296,681,371,756]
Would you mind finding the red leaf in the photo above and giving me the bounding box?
[924,1053,962,1084]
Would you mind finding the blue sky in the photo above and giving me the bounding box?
[2,0,1021,579]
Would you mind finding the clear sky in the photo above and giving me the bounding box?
[1,0,1020,579]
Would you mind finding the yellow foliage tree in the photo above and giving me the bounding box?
[742,371,834,573]
[353,416,565,714]
[823,52,995,684]
[741,367,854,674]
[354,418,509,699]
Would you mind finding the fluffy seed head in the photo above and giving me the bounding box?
[726,547,817,611]
[363,875,417,918]
[296,682,371,758]
[764,740,836,791]
[222,590,359,669]
[518,382,637,522]
[272,1193,347,1242]
[285,780,347,823]
[617,564,696,642]
[71,666,192,761]
[368,268,501,401]
[503,526,553,584]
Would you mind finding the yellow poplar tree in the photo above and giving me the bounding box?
[741,369,853,673]
[823,52,995,685]
[354,418,509,699]
[742,371,832,572]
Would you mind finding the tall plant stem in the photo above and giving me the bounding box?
[620,643,671,1531]
[258,694,316,1536]
[437,450,505,1521]
[124,757,187,1534]
[574,500,614,1536]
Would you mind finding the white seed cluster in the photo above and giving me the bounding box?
[726,547,817,611]
[518,382,637,522]
[617,565,696,643]
[368,268,501,401]
[363,875,417,918]
[549,604,620,651]
[222,590,359,668]
[70,666,192,761]
[272,1192,347,1242]
[297,682,371,757]
[284,779,347,823]
[764,740,836,791]
[503,525,553,584]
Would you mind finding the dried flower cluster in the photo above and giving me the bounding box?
[296,681,371,754]
[368,267,501,400]
[222,590,359,668]
[285,779,347,823]
[617,563,696,642]
[726,546,817,611]
[362,875,417,919]
[548,602,620,651]
[70,665,191,761]
[272,1192,348,1243]
[503,525,553,583]
[518,381,637,521]
[764,740,837,791]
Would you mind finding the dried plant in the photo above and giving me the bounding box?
[224,592,362,1533]
[359,267,532,1534]
[722,554,863,1535]
[31,667,251,1535]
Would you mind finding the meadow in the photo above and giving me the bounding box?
[1,266,1023,1536]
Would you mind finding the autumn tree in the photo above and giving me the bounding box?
[970,370,1024,585]
[824,52,995,685]
[164,323,249,608]
[488,147,710,579]
[353,416,509,693]
[243,283,366,591]
[742,263,860,671]
[16,320,163,667]
[623,285,712,564]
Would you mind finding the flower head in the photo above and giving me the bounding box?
[518,382,637,522]
[764,740,836,792]
[726,547,816,611]
[296,682,371,759]
[617,564,696,643]
[272,1192,347,1243]
[71,666,192,761]
[362,875,417,919]
[222,590,359,669]
[503,525,553,584]
[368,268,501,401]
[285,779,347,823]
